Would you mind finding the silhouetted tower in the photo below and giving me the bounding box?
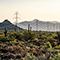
[47,22,49,31]
[14,11,20,31]
[36,20,38,31]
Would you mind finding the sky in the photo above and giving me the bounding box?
[0,0,60,22]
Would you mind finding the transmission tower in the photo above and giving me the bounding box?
[14,11,20,31]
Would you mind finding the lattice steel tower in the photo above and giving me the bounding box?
[14,11,20,31]
[14,12,20,26]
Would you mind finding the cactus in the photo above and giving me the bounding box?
[28,24,30,32]
[4,27,7,37]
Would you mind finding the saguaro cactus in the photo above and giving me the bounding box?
[28,24,30,32]
[4,27,7,37]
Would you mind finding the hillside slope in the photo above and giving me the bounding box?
[0,19,24,31]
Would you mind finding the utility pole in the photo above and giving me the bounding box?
[14,11,20,31]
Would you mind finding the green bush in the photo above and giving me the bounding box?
[47,36,55,43]
[52,33,58,39]
[54,54,60,60]
[23,30,36,40]
[24,53,37,60]
[44,42,52,48]
[40,35,47,39]
[7,42,13,46]
[55,45,60,49]
[0,37,8,42]
[39,40,45,45]
[8,35,15,41]
[8,32,23,41]
[28,44,33,48]
[57,32,60,41]
[47,49,59,54]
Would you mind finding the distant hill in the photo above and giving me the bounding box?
[0,19,24,31]
[17,19,60,31]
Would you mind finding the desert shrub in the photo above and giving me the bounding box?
[54,54,60,60]
[0,35,3,37]
[7,42,13,46]
[39,40,44,45]
[56,32,60,41]
[20,41,25,45]
[36,34,40,39]
[38,31,45,37]
[52,50,58,54]
[40,35,47,39]
[0,37,8,42]
[33,45,37,48]
[14,32,23,40]
[28,44,33,48]
[24,53,37,60]
[55,45,60,49]
[15,42,19,45]
[0,32,3,35]
[8,35,15,41]
[3,44,7,47]
[52,33,58,39]
[0,46,2,49]
[47,36,55,43]
[47,49,59,54]
[8,32,23,41]
[23,30,36,41]
[23,30,29,41]
[43,42,52,49]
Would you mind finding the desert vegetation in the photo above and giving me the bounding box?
[0,30,60,60]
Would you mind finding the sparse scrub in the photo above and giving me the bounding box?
[0,30,60,60]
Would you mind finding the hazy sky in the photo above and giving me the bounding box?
[0,0,60,22]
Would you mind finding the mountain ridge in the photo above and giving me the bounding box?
[17,19,60,31]
[0,19,24,31]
